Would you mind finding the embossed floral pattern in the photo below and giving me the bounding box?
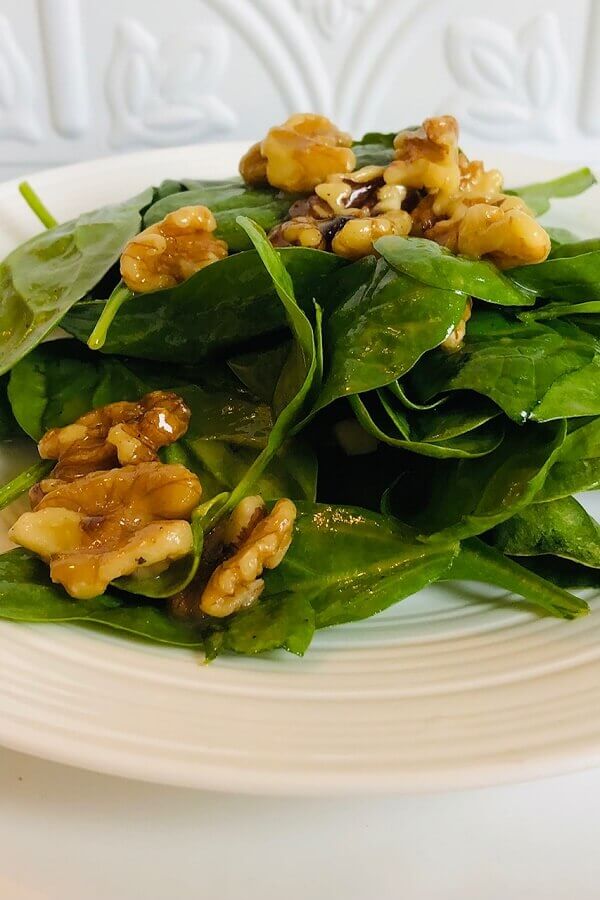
[0,15,41,142]
[445,13,568,141]
[105,18,237,150]
[294,0,370,39]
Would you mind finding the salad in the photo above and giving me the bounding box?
[0,112,598,659]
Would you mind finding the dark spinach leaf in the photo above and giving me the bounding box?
[537,417,600,500]
[205,593,315,658]
[62,248,343,364]
[0,377,20,440]
[508,250,600,301]
[389,420,566,541]
[487,496,600,568]
[446,538,588,619]
[376,235,535,305]
[506,167,596,216]
[0,549,205,646]
[351,393,504,459]
[264,502,459,628]
[410,311,600,422]
[144,183,292,251]
[352,131,396,167]
[0,188,153,375]
[315,257,467,410]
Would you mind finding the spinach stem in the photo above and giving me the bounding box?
[18,182,58,229]
[448,537,589,620]
[87,281,133,350]
[0,460,53,511]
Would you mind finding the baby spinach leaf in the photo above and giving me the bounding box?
[0,187,153,376]
[506,167,596,216]
[315,257,467,410]
[537,417,600,500]
[547,227,582,251]
[144,183,292,251]
[0,549,205,646]
[352,131,396,167]
[410,311,599,422]
[351,393,504,459]
[62,248,343,364]
[263,502,459,628]
[487,496,600,569]
[446,538,588,619]
[205,593,315,658]
[391,420,566,541]
[198,217,322,529]
[376,235,535,305]
[519,300,600,322]
[517,555,600,590]
[387,379,445,411]
[169,438,317,503]
[0,376,20,440]
[227,341,291,404]
[549,237,600,259]
[508,250,600,301]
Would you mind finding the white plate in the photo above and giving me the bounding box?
[0,144,599,795]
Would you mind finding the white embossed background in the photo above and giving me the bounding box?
[0,0,597,179]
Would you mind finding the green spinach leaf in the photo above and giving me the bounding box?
[0,549,205,645]
[446,538,588,619]
[506,167,596,215]
[315,257,467,410]
[352,132,396,167]
[487,496,600,568]
[508,251,600,301]
[410,311,600,422]
[376,235,535,305]
[62,248,342,364]
[0,188,152,375]
[390,420,566,541]
[144,182,292,251]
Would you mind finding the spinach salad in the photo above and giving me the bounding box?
[0,113,599,659]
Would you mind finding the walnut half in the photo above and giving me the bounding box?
[200,496,297,618]
[120,205,228,293]
[240,113,356,193]
[35,391,191,499]
[10,462,202,600]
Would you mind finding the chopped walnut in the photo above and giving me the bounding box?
[427,198,550,268]
[120,205,228,293]
[200,497,297,618]
[240,114,356,193]
[269,216,327,250]
[442,298,472,351]
[36,391,191,492]
[331,210,412,260]
[385,116,461,200]
[10,463,202,600]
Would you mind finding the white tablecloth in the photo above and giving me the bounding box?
[1,746,599,900]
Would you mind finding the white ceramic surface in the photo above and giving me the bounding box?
[2,0,600,181]
[0,143,599,795]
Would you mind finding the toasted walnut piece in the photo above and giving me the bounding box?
[385,116,461,197]
[331,210,412,260]
[269,216,327,250]
[442,298,472,352]
[244,114,355,193]
[238,141,268,185]
[429,200,551,269]
[120,205,228,293]
[37,391,191,487]
[200,498,297,617]
[222,495,267,547]
[10,463,202,600]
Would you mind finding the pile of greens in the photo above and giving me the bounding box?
[0,134,599,659]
